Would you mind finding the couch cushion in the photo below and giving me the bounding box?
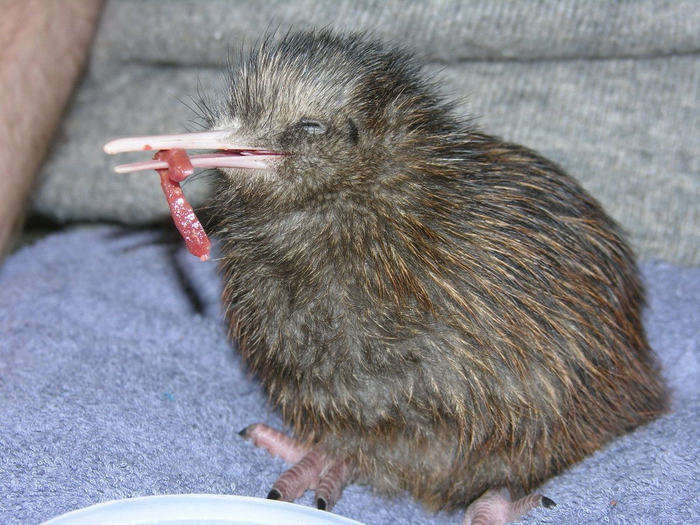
[32,0,700,264]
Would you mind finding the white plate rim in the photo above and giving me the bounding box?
[41,493,366,525]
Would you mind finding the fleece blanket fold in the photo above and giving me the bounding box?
[0,227,698,524]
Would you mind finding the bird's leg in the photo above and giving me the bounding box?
[239,423,354,510]
[463,487,555,525]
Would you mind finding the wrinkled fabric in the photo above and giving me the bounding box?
[1,226,698,524]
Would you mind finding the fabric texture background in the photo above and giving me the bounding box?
[30,0,700,264]
[6,1,699,524]
[1,227,698,524]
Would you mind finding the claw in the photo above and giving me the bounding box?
[463,488,553,525]
[269,448,324,502]
[541,496,557,508]
[314,460,353,512]
[242,423,354,509]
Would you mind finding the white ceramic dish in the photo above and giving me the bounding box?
[41,494,365,525]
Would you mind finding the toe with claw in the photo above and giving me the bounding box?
[463,487,555,525]
[240,423,354,511]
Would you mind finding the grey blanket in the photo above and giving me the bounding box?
[1,227,698,524]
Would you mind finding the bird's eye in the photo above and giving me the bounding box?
[299,119,327,135]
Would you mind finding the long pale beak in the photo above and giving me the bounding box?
[103,129,281,175]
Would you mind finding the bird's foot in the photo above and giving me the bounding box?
[240,423,354,511]
[463,487,555,525]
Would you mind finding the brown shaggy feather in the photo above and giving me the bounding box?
[205,29,666,511]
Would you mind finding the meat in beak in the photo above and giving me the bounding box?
[103,129,282,176]
[102,129,284,262]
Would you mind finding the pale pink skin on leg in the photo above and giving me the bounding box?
[463,488,551,525]
[242,423,309,464]
[314,460,354,511]
[240,423,354,511]
[271,448,324,500]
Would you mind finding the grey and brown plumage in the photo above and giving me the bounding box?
[105,29,667,523]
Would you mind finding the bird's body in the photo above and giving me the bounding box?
[215,133,664,511]
[106,29,667,523]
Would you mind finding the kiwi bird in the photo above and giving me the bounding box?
[105,30,667,524]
